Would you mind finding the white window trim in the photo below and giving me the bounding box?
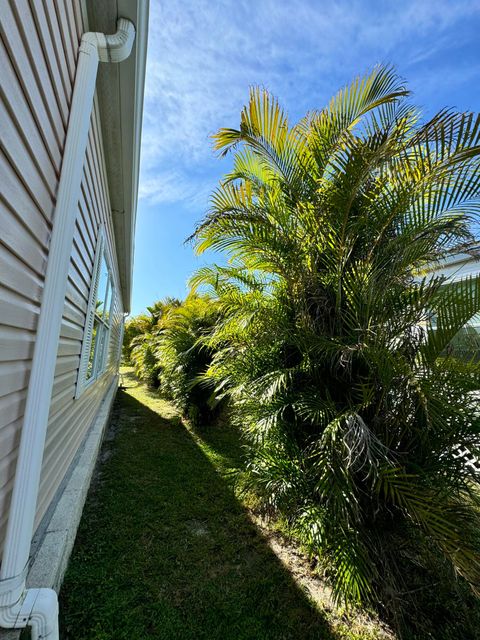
[76,225,115,398]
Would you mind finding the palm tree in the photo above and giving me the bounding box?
[125,296,221,418]
[127,298,180,386]
[191,66,480,632]
[156,294,221,424]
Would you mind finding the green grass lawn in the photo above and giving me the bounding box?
[59,369,391,640]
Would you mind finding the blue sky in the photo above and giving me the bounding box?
[131,0,480,315]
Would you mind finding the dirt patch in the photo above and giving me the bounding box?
[250,513,396,639]
[186,519,210,537]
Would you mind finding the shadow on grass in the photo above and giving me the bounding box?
[59,381,338,640]
[192,410,247,465]
[123,367,246,469]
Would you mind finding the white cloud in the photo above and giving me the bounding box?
[138,0,480,205]
[138,169,213,209]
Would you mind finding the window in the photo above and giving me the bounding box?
[77,228,115,396]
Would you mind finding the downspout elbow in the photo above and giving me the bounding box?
[0,587,58,640]
[82,18,135,63]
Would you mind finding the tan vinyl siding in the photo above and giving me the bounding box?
[0,1,124,556]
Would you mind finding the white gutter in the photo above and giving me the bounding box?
[0,19,135,639]
[124,2,149,312]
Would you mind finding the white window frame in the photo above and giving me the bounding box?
[76,226,115,398]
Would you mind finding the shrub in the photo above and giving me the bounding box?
[123,296,222,422]
[191,66,480,635]
[157,295,222,424]
[122,314,152,364]
[130,333,162,387]
[125,298,180,385]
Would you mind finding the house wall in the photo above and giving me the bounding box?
[0,0,123,557]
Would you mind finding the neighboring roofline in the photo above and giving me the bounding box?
[423,246,480,271]
[415,246,479,286]
[425,249,480,284]
[438,246,480,268]
[87,0,149,313]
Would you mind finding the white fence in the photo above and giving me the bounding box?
[453,446,480,473]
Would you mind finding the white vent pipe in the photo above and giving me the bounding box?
[0,18,135,639]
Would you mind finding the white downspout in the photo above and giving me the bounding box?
[0,19,135,639]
